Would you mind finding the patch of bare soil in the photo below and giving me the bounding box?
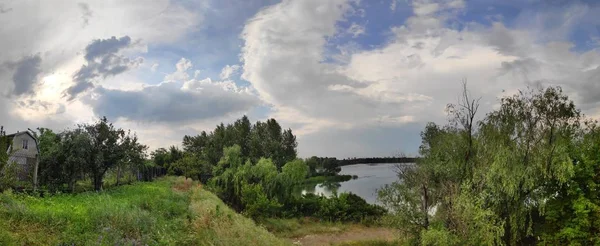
[291,227,398,246]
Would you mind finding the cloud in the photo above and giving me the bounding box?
[390,0,397,11]
[347,23,365,37]
[239,0,600,157]
[0,0,206,151]
[85,58,259,123]
[0,3,12,14]
[0,0,203,82]
[151,63,159,72]
[87,82,258,123]
[78,2,93,27]
[241,0,430,130]
[220,64,240,80]
[344,0,600,121]
[83,36,132,61]
[9,54,42,96]
[65,36,143,100]
[165,58,193,82]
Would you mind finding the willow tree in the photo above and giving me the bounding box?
[476,87,579,244]
[380,85,582,245]
[538,120,600,244]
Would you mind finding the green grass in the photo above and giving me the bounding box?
[0,177,287,245]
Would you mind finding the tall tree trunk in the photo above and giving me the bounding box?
[68,179,75,193]
[93,174,102,191]
[422,184,429,229]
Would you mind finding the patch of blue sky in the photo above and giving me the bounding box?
[321,0,413,64]
[140,0,280,86]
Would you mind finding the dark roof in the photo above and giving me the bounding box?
[5,131,37,140]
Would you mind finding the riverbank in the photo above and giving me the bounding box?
[0,176,401,245]
[304,174,358,184]
[0,177,285,245]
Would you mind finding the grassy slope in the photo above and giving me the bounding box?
[0,177,287,246]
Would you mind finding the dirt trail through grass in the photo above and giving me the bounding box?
[291,227,399,246]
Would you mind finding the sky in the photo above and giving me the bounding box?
[0,0,599,158]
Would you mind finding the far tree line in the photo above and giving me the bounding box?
[337,156,418,166]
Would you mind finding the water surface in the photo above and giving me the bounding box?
[302,163,402,204]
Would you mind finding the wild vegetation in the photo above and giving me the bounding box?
[379,84,600,245]
[6,82,597,245]
[0,177,286,245]
[0,117,152,193]
[0,114,389,245]
[140,116,386,222]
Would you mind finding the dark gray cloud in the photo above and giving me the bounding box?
[65,81,94,98]
[499,58,540,82]
[487,23,520,56]
[578,66,600,105]
[84,36,130,61]
[11,54,42,96]
[85,82,259,123]
[65,36,141,100]
[0,4,12,14]
[78,2,93,26]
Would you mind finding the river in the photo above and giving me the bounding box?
[301,163,403,205]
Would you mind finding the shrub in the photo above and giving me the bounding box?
[285,192,386,223]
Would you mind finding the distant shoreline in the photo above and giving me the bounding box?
[338,157,419,166]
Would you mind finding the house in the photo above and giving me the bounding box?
[2,129,39,187]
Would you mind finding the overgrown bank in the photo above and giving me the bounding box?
[379,85,600,245]
[0,177,286,245]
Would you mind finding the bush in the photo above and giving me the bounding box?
[285,192,386,223]
[241,183,282,218]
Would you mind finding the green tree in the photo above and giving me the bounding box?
[281,159,309,181]
[477,87,579,244]
[380,85,582,245]
[0,134,18,191]
[83,117,127,191]
[151,148,170,169]
[322,157,340,175]
[211,145,246,210]
[537,120,600,244]
[234,115,252,157]
[61,129,90,192]
[172,153,202,181]
[118,132,148,183]
[305,156,319,176]
[282,129,298,165]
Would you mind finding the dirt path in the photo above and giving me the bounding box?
[290,227,399,246]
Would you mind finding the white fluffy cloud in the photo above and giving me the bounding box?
[2,0,599,157]
[81,57,260,149]
[240,0,600,157]
[0,0,205,134]
[220,64,241,80]
[242,0,427,129]
[86,58,259,123]
[346,23,365,37]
